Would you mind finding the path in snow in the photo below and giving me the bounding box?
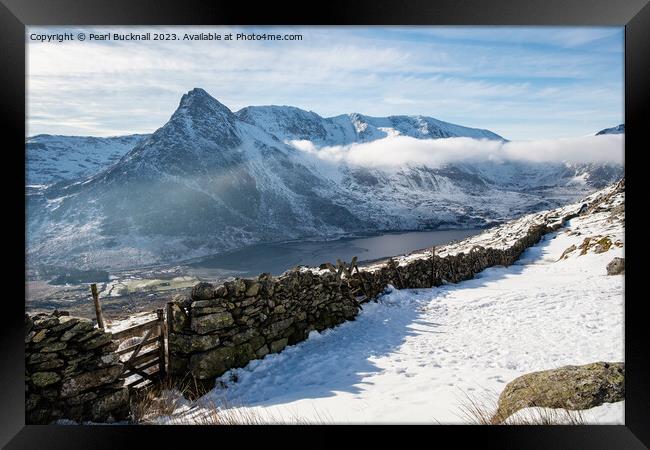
[167,199,624,424]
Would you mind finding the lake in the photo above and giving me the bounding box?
[185,228,483,280]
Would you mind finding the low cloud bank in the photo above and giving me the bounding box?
[288,134,624,169]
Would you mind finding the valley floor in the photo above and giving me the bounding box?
[154,194,625,424]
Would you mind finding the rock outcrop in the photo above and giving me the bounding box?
[494,362,625,422]
[606,257,625,275]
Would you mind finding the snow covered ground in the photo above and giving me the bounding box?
[154,187,624,425]
[105,311,158,334]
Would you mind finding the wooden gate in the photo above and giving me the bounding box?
[110,309,167,390]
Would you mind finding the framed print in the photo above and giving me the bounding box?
[1,0,648,447]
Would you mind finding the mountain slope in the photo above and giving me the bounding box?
[26,134,150,185]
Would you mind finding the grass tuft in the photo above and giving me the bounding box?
[456,388,586,425]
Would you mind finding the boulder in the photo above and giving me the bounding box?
[606,257,624,275]
[495,362,624,422]
[171,292,192,307]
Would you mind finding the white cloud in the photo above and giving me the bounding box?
[288,134,624,170]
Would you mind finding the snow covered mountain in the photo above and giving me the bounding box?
[26,134,150,186]
[26,88,624,271]
[236,106,505,144]
[596,124,624,135]
[25,105,503,188]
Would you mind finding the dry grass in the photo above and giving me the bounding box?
[133,379,591,425]
[178,400,335,425]
[130,374,333,425]
[456,388,585,425]
[500,407,585,425]
[130,373,209,424]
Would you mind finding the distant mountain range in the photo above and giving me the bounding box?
[26,134,149,186]
[26,88,624,271]
[596,124,625,135]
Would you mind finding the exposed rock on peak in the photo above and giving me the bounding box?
[177,88,234,118]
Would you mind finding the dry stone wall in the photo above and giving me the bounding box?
[25,311,129,424]
[353,222,564,299]
[168,215,576,387]
[167,271,359,384]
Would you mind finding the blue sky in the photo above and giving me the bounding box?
[27,26,623,140]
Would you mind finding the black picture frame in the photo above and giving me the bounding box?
[2,0,647,448]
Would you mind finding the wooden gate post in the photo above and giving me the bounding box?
[430,246,436,287]
[90,283,105,329]
[157,309,166,379]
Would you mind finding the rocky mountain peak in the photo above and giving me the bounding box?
[155,88,240,148]
[175,88,235,120]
